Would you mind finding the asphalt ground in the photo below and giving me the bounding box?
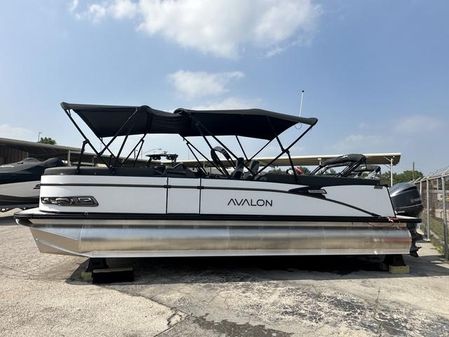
[1,212,449,337]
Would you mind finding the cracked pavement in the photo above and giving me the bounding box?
[1,214,449,337]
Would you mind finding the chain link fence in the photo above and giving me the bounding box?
[416,166,449,259]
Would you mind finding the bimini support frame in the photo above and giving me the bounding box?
[63,105,151,170]
[182,137,214,176]
[184,112,318,179]
[62,102,318,177]
[257,122,317,178]
[63,107,110,168]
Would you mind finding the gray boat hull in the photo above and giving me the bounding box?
[18,217,411,257]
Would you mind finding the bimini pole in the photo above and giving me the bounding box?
[61,104,109,168]
[294,90,305,132]
[257,121,317,175]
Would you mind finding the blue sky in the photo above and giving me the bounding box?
[0,0,448,174]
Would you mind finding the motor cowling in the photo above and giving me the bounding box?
[389,182,423,217]
[390,182,423,257]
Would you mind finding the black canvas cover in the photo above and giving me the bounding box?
[61,102,317,140]
[0,157,64,184]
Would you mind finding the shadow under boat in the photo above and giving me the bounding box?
[66,250,449,285]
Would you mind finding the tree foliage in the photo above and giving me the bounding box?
[38,137,57,145]
[380,170,424,186]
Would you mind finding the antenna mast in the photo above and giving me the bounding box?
[299,90,304,116]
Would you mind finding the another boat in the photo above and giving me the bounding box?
[0,157,64,211]
[15,102,419,258]
[310,154,381,179]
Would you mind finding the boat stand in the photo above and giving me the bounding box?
[86,258,109,272]
[81,258,134,284]
[407,223,423,257]
[383,254,410,274]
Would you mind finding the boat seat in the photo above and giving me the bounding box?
[150,165,167,175]
[45,164,197,178]
[45,166,165,177]
[243,160,260,180]
[258,172,380,186]
[165,163,196,178]
[231,157,244,179]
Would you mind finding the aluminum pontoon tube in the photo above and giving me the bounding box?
[18,221,411,258]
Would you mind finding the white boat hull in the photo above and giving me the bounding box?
[16,174,415,257]
[37,175,396,217]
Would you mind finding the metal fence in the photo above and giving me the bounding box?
[416,166,449,259]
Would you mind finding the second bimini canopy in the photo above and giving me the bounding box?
[61,102,318,141]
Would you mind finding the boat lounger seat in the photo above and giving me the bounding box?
[45,166,165,177]
[259,173,380,186]
[44,165,197,178]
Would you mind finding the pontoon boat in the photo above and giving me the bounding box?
[15,102,419,257]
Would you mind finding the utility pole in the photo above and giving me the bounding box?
[390,157,394,187]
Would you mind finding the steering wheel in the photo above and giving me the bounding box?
[210,146,234,176]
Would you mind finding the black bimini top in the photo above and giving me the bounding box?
[61,102,318,140]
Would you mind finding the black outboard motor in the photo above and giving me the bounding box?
[390,182,423,217]
[390,182,424,257]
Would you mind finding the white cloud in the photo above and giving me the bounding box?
[331,134,388,154]
[87,3,107,23]
[252,1,317,46]
[72,0,321,58]
[69,0,79,12]
[168,70,244,99]
[394,115,441,134]
[110,0,138,19]
[192,97,260,110]
[0,124,35,141]
[265,46,285,58]
[80,1,137,22]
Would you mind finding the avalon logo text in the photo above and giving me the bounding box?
[227,198,273,207]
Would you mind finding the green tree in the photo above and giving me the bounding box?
[395,170,424,183]
[38,137,57,145]
[380,170,424,186]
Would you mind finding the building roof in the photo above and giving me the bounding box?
[173,153,401,168]
[0,137,80,158]
[0,137,132,164]
[1,138,400,168]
